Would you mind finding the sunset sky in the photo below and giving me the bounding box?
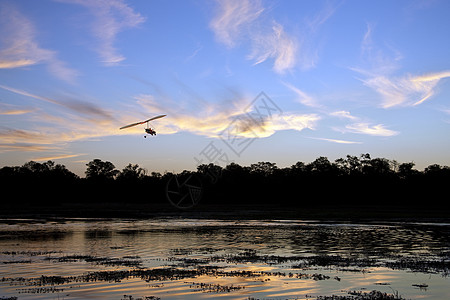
[1,0,450,176]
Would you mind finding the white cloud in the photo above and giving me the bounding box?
[210,1,340,74]
[248,22,298,74]
[0,59,36,69]
[62,0,145,65]
[210,0,299,74]
[0,109,33,116]
[358,23,403,75]
[283,82,321,108]
[329,111,398,137]
[355,23,450,108]
[0,84,319,156]
[32,154,83,162]
[311,137,362,144]
[362,71,450,108]
[0,84,114,125]
[131,93,319,139]
[0,103,120,155]
[0,3,78,82]
[329,110,358,120]
[0,103,34,115]
[210,0,263,48]
[344,122,399,137]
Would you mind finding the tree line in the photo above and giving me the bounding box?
[1,154,449,208]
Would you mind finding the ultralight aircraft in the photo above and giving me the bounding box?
[119,114,166,138]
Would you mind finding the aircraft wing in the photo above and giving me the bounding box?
[119,121,145,130]
[144,114,167,123]
[119,115,166,130]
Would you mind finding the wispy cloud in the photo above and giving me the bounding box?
[0,84,114,124]
[0,112,120,155]
[210,0,263,48]
[210,0,300,74]
[0,84,122,154]
[306,0,340,32]
[362,71,450,108]
[358,23,403,75]
[328,108,399,137]
[0,109,32,115]
[129,91,319,139]
[248,22,298,74]
[0,129,52,146]
[343,122,399,137]
[361,22,374,56]
[297,0,340,70]
[354,23,450,108]
[210,0,339,73]
[311,137,362,144]
[283,82,322,108]
[0,142,59,153]
[32,153,83,162]
[61,0,145,66]
[329,109,399,137]
[0,3,78,82]
[0,125,103,156]
[329,110,358,120]
[0,103,34,115]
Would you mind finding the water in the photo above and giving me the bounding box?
[0,218,449,299]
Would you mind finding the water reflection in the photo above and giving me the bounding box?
[0,219,449,299]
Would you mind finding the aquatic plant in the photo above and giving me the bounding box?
[121,296,160,300]
[45,254,142,267]
[185,281,245,293]
[316,289,407,299]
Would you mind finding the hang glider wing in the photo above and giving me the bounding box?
[144,114,167,123]
[120,121,145,130]
[120,114,166,130]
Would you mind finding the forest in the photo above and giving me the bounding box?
[1,154,449,215]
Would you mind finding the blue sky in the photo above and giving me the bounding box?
[1,0,450,176]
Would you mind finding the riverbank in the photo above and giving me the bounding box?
[1,201,449,223]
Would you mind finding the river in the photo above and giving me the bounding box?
[0,218,449,299]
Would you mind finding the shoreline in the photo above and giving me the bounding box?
[1,202,450,223]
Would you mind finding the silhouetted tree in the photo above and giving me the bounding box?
[249,161,278,176]
[2,153,450,213]
[151,171,162,178]
[290,161,306,175]
[335,155,362,175]
[359,153,372,171]
[0,160,79,205]
[197,163,223,183]
[117,163,146,181]
[85,159,118,180]
[307,156,337,175]
[398,162,418,178]
[22,160,53,173]
[363,157,392,176]
[424,164,445,175]
[225,162,248,175]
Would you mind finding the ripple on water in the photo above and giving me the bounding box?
[0,218,449,299]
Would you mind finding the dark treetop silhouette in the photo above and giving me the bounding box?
[1,154,449,218]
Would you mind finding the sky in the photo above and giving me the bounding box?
[1,0,450,176]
